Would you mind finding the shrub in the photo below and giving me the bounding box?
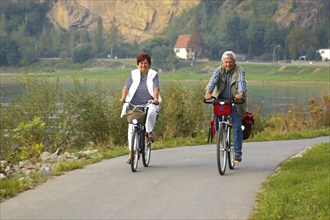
[0,77,116,161]
[72,43,93,63]
[156,81,207,138]
[12,117,45,162]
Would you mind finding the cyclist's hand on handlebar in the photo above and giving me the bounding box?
[119,98,124,104]
[204,93,212,100]
[234,92,244,100]
[153,99,159,105]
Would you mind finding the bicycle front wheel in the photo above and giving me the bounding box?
[217,124,227,175]
[142,134,151,167]
[227,127,235,170]
[131,128,139,172]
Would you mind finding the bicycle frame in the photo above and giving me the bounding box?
[204,98,244,175]
[126,101,153,172]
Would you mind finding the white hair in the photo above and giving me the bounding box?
[221,51,236,62]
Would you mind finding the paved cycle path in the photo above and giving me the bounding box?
[1,136,329,220]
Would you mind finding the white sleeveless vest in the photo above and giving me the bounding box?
[121,68,161,117]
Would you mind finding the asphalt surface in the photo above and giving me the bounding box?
[1,136,329,220]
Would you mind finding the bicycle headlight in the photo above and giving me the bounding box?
[132,119,138,125]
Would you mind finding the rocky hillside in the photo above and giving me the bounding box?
[46,0,328,43]
[48,0,200,43]
[272,0,329,29]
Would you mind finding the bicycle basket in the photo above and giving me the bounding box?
[127,107,146,124]
[213,103,232,116]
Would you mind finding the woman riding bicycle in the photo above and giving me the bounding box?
[119,53,161,164]
[204,51,247,162]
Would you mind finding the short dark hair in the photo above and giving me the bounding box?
[136,53,151,65]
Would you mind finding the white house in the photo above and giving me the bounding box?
[174,35,195,60]
[318,48,330,61]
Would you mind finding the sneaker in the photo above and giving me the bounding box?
[148,132,155,143]
[234,155,242,162]
[127,159,131,164]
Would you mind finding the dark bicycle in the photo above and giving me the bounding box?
[207,113,216,143]
[204,98,244,175]
[126,101,153,172]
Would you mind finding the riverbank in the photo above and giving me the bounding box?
[1,58,329,83]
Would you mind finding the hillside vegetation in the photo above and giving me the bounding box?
[1,0,329,68]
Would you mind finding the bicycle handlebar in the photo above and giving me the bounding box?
[125,100,154,108]
[203,97,245,105]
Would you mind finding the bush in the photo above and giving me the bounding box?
[12,117,45,162]
[72,43,93,63]
[0,77,117,161]
[155,81,207,138]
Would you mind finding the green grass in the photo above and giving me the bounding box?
[242,64,330,83]
[250,142,330,220]
[247,127,330,142]
[4,59,329,84]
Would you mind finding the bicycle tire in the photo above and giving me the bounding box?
[207,125,213,143]
[142,136,151,167]
[227,128,235,170]
[131,128,139,172]
[217,124,227,175]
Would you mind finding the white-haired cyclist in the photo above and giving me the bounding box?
[204,51,247,162]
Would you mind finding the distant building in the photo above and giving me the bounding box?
[317,49,330,61]
[174,35,195,60]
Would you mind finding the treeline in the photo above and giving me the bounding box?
[0,0,329,69]
[165,0,329,61]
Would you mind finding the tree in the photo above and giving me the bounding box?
[151,46,175,71]
[38,26,47,55]
[0,35,20,65]
[224,11,248,53]
[106,17,123,58]
[187,32,207,63]
[91,16,104,58]
[80,30,90,44]
[72,43,93,63]
[287,27,315,60]
[315,21,330,49]
[246,17,266,57]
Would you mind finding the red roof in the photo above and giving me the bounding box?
[174,35,192,48]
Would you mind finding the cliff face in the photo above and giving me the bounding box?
[48,0,200,42]
[48,0,329,43]
[272,0,330,29]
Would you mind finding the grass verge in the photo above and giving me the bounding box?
[250,142,330,220]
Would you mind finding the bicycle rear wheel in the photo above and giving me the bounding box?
[227,128,235,170]
[142,134,151,167]
[217,124,227,175]
[131,128,139,172]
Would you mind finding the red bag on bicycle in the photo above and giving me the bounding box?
[213,102,232,116]
[242,111,254,140]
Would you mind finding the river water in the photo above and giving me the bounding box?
[1,77,328,117]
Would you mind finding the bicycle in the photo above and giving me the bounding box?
[126,101,153,172]
[207,113,216,143]
[204,98,244,175]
